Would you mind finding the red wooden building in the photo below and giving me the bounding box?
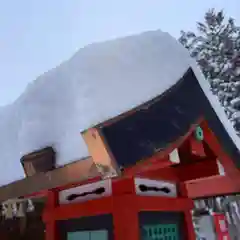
[0,67,240,239]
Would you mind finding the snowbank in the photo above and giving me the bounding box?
[0,30,239,186]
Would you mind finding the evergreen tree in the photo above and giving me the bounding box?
[179,9,240,135]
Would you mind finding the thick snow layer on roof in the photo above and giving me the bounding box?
[190,62,240,152]
[0,30,239,186]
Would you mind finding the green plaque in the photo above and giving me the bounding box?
[142,224,179,240]
[67,230,108,240]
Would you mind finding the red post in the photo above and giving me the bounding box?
[184,210,196,240]
[212,213,230,240]
[112,194,139,240]
[179,183,196,240]
[112,177,139,240]
[43,190,58,240]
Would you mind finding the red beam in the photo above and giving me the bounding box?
[189,135,206,158]
[43,191,59,240]
[23,177,102,200]
[52,176,101,192]
[112,177,135,195]
[138,158,218,183]
[201,121,238,175]
[184,210,196,240]
[21,189,48,199]
[185,175,240,198]
[124,119,203,176]
[137,196,194,212]
[124,156,173,177]
[27,158,218,200]
[176,159,218,182]
[137,165,179,182]
[43,197,112,221]
[113,194,139,240]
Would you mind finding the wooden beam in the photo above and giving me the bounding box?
[21,146,56,177]
[43,196,112,221]
[137,166,179,182]
[124,119,203,177]
[137,196,194,211]
[124,156,173,177]
[0,157,100,202]
[113,194,139,240]
[44,191,59,240]
[82,128,120,178]
[185,175,240,198]
[176,158,218,182]
[201,121,238,175]
[128,158,218,183]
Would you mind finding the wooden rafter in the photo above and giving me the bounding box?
[0,157,99,202]
[82,128,120,178]
[184,175,240,198]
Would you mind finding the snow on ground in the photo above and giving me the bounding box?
[0,30,239,186]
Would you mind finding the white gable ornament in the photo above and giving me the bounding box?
[1,198,34,219]
[59,179,112,204]
[134,178,177,197]
[169,148,180,164]
[27,199,34,212]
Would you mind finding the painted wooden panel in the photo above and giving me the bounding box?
[134,178,177,197]
[67,230,108,240]
[90,230,108,240]
[67,231,89,240]
[142,224,179,240]
[169,149,180,164]
[59,179,112,204]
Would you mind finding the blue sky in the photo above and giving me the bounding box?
[0,0,239,106]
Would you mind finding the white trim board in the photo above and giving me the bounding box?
[134,178,177,197]
[169,148,180,164]
[59,177,177,205]
[59,179,112,204]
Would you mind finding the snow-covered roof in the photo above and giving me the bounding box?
[0,30,239,186]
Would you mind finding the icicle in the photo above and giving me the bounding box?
[225,211,231,224]
[16,202,25,218]
[12,202,17,216]
[27,199,34,212]
[216,197,222,212]
[5,203,13,219]
[2,203,8,217]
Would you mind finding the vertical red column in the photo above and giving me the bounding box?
[212,213,230,240]
[179,183,196,240]
[44,190,58,240]
[112,177,140,240]
[183,210,196,240]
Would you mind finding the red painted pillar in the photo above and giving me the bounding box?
[212,213,230,240]
[179,183,196,240]
[112,177,139,240]
[184,210,196,240]
[43,190,58,240]
[112,194,139,240]
[45,221,56,240]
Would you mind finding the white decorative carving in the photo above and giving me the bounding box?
[134,178,177,197]
[95,163,119,179]
[169,148,180,164]
[59,179,112,204]
[1,198,33,219]
[27,199,34,212]
[16,203,25,217]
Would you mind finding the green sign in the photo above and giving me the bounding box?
[67,230,108,240]
[195,126,204,141]
[142,224,179,240]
